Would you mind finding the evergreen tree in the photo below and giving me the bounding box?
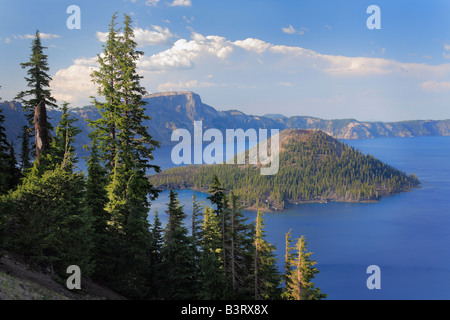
[118,170,154,299]
[0,108,11,194]
[161,190,196,299]
[15,30,57,162]
[207,176,229,279]
[283,235,326,300]
[148,208,164,298]
[2,167,93,275]
[19,125,32,171]
[7,142,20,191]
[198,206,225,300]
[282,229,295,299]
[50,102,81,170]
[228,191,254,299]
[253,210,282,300]
[89,14,122,171]
[191,193,204,293]
[87,13,161,298]
[117,14,160,175]
[84,137,110,279]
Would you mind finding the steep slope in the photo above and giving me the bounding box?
[0,252,126,300]
[149,129,420,211]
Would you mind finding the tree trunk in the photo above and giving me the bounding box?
[34,100,49,162]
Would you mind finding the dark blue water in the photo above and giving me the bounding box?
[150,136,450,300]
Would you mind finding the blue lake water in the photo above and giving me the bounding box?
[148,136,450,300]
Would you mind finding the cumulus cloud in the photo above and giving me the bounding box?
[96,26,175,47]
[51,57,99,106]
[139,32,233,71]
[233,38,272,54]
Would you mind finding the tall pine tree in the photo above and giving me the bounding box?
[161,190,196,299]
[15,30,57,163]
[0,108,12,194]
[253,210,281,300]
[283,234,326,300]
[87,13,160,297]
[50,102,81,170]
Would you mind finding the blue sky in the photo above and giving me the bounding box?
[1,0,450,121]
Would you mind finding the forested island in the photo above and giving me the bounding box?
[150,129,420,211]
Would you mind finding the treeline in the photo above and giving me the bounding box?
[150,130,420,210]
[0,13,326,300]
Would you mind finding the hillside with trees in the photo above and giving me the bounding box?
[150,129,420,211]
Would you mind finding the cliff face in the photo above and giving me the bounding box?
[1,92,450,153]
[140,91,284,145]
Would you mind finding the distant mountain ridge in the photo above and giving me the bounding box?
[1,91,450,153]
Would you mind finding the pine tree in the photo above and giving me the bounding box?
[15,30,57,162]
[7,142,20,191]
[117,14,160,175]
[0,108,11,194]
[86,13,161,297]
[118,170,154,299]
[228,191,254,299]
[89,14,122,171]
[191,193,204,293]
[2,166,93,275]
[84,136,110,279]
[207,175,228,278]
[19,125,32,171]
[198,206,225,300]
[161,190,196,299]
[281,229,295,300]
[283,235,326,300]
[253,210,282,300]
[50,102,81,170]
[148,208,164,298]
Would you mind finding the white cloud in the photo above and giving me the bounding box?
[169,0,192,7]
[52,31,450,111]
[282,25,306,35]
[51,57,99,106]
[443,44,450,59]
[134,26,175,46]
[15,33,60,40]
[95,31,108,43]
[139,32,233,71]
[145,0,159,6]
[421,80,450,93]
[96,26,175,47]
[233,38,271,54]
